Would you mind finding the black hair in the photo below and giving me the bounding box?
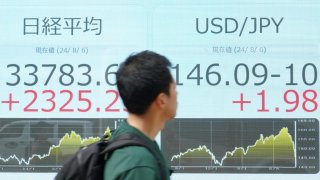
[116,50,172,115]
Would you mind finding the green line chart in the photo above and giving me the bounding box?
[161,118,319,173]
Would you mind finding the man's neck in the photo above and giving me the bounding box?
[127,113,164,140]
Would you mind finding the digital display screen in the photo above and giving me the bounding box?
[0,0,319,179]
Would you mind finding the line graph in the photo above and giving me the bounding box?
[0,130,108,166]
[0,118,122,172]
[161,118,319,173]
[171,127,295,167]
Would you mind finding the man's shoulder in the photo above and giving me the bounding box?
[104,145,159,179]
[107,146,157,168]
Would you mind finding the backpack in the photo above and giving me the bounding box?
[55,132,165,180]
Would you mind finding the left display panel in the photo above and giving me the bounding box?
[0,3,148,177]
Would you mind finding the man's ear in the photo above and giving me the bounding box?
[155,92,167,109]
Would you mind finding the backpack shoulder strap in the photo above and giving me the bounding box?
[102,133,166,180]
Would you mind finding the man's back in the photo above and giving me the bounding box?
[104,121,170,180]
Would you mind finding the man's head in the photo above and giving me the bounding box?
[116,50,177,119]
